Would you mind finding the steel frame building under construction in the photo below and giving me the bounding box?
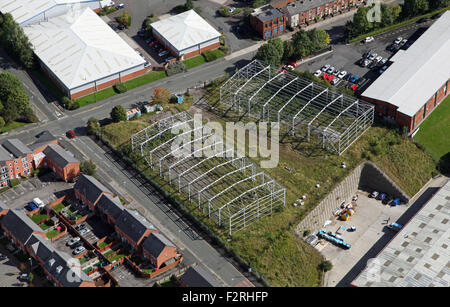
[131,112,286,235]
[220,60,375,154]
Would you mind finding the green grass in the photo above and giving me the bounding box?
[75,87,117,107]
[30,214,50,224]
[40,222,52,231]
[98,241,109,249]
[46,230,61,239]
[52,203,65,213]
[414,95,450,161]
[202,49,226,62]
[1,121,29,133]
[183,55,207,70]
[349,6,450,43]
[108,254,125,262]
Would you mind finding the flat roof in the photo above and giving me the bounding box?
[0,0,110,25]
[22,8,145,90]
[361,11,450,117]
[151,10,221,52]
[352,180,450,287]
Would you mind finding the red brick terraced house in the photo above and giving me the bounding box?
[250,5,287,40]
[142,233,179,269]
[361,12,450,133]
[74,174,114,210]
[151,10,222,60]
[0,139,35,187]
[42,144,80,182]
[178,265,223,287]
[96,194,125,225]
[114,209,158,251]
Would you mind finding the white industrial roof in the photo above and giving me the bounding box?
[151,10,221,52]
[352,180,450,287]
[362,11,450,117]
[23,8,145,90]
[0,0,110,25]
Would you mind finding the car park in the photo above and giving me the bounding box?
[314,70,322,77]
[73,246,86,255]
[337,71,347,79]
[66,237,81,247]
[321,64,330,72]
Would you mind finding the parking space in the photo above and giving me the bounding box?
[297,19,436,94]
[0,244,28,287]
[0,174,73,211]
[109,264,153,287]
[317,191,409,287]
[52,232,87,257]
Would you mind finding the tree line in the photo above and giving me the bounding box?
[255,28,331,67]
[345,0,449,39]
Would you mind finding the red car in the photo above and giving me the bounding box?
[351,84,358,91]
[66,130,76,139]
[289,61,298,68]
[327,74,335,82]
[321,73,329,80]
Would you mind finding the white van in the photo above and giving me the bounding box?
[33,198,45,208]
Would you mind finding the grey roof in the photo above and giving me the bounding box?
[0,200,9,211]
[179,265,223,287]
[252,6,285,22]
[352,180,450,287]
[43,144,79,168]
[43,249,92,287]
[115,209,156,244]
[96,194,124,221]
[2,139,32,158]
[0,209,43,243]
[74,174,111,205]
[362,11,450,117]
[282,0,334,15]
[30,131,57,151]
[28,234,54,262]
[0,146,12,161]
[142,232,176,258]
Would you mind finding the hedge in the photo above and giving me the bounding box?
[114,82,128,94]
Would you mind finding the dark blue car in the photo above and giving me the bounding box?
[350,75,359,83]
[27,202,38,211]
[390,198,401,206]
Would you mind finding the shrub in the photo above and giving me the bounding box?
[69,101,80,110]
[24,113,38,123]
[10,178,20,187]
[166,61,187,76]
[0,116,5,128]
[114,82,128,94]
[202,50,224,62]
[219,6,231,17]
[110,105,127,122]
[80,160,97,176]
[87,117,100,135]
[303,230,311,237]
[370,144,383,156]
[318,260,333,272]
[117,11,131,28]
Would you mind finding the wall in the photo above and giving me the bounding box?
[295,161,410,235]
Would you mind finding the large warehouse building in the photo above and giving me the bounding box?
[22,8,146,99]
[361,11,450,133]
[0,0,112,25]
[352,180,450,287]
[151,10,221,60]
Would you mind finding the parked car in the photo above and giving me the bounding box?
[321,64,331,72]
[382,194,392,204]
[118,23,125,30]
[387,222,403,232]
[404,41,413,49]
[368,60,377,69]
[361,59,371,67]
[400,39,408,46]
[144,62,151,68]
[75,223,86,231]
[116,3,125,10]
[66,130,76,139]
[321,73,329,80]
[380,58,388,65]
[343,73,352,81]
[376,192,387,201]
[289,61,298,68]
[332,69,340,76]
[313,70,322,77]
[368,52,377,61]
[431,13,442,19]
[145,38,154,44]
[330,77,340,85]
[375,55,383,63]
[33,198,45,208]
[327,74,335,82]
[27,202,38,211]
[138,29,145,37]
[370,191,379,198]
[390,198,402,206]
[326,66,335,74]
[158,50,169,57]
[67,237,81,247]
[19,273,29,281]
[350,84,358,91]
[394,37,403,45]
[349,74,359,83]
[79,228,91,235]
[165,56,175,64]
[379,65,388,74]
[73,246,86,255]
[109,24,118,32]
[364,36,374,43]
[228,7,236,13]
[362,50,372,58]
[337,71,347,79]
[72,241,83,249]
[386,43,396,51]
[0,253,7,261]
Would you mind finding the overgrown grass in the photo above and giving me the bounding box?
[349,6,450,43]
[52,203,65,213]
[30,213,49,224]
[1,121,29,133]
[46,230,61,239]
[183,55,207,70]
[414,95,450,161]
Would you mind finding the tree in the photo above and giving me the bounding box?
[307,29,330,50]
[80,160,97,176]
[255,38,284,67]
[152,88,172,105]
[110,105,127,122]
[282,40,295,61]
[0,72,32,123]
[117,11,131,27]
[87,117,100,135]
[380,4,395,27]
[291,29,313,59]
[318,260,333,272]
[352,7,372,35]
[403,0,429,18]
[429,0,449,9]
[185,0,194,11]
[0,117,4,128]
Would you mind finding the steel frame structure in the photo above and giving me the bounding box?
[130,112,286,235]
[220,60,375,155]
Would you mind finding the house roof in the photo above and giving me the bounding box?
[0,209,43,243]
[22,8,145,91]
[252,5,285,22]
[74,174,111,205]
[0,0,111,25]
[0,200,8,211]
[179,265,223,287]
[115,209,156,244]
[142,232,176,258]
[2,139,32,158]
[352,180,450,287]
[361,11,450,117]
[30,131,57,151]
[43,249,92,287]
[282,0,334,15]
[151,10,221,52]
[96,194,124,221]
[43,144,79,168]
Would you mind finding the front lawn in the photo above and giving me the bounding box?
[2,121,29,133]
[46,230,61,239]
[30,213,50,224]
[183,55,206,70]
[52,203,65,213]
[414,95,450,161]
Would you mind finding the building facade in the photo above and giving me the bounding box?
[250,5,287,40]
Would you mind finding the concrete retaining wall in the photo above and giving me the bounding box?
[295,161,410,236]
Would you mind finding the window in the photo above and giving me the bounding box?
[1,167,6,173]
[22,157,27,163]
[279,25,284,32]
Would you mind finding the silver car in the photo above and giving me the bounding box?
[321,64,330,72]
[73,246,86,255]
[326,66,335,74]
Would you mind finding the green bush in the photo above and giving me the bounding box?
[10,178,20,187]
[69,101,80,110]
[114,82,128,94]
[24,113,38,123]
[166,61,187,76]
[219,6,231,17]
[318,260,333,272]
[202,49,225,62]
